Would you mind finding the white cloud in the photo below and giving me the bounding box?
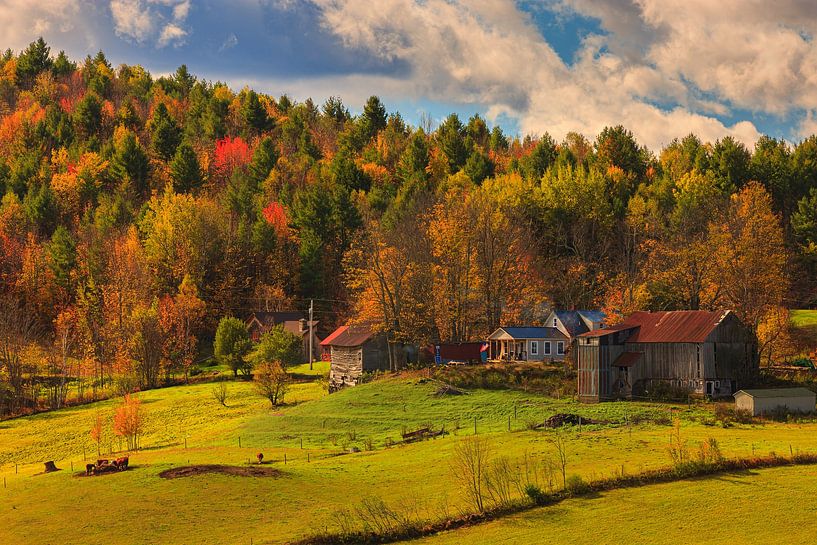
[157,23,188,47]
[0,0,93,51]
[219,33,239,52]
[307,0,762,149]
[110,0,156,43]
[109,0,189,47]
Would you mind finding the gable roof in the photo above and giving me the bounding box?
[323,324,376,347]
[281,320,319,338]
[735,388,816,399]
[247,311,304,328]
[554,310,606,337]
[320,325,348,346]
[579,310,733,343]
[489,327,567,340]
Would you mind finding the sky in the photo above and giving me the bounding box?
[2,0,817,150]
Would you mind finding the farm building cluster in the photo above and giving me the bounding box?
[242,307,814,410]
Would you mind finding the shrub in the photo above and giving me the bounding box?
[524,483,547,505]
[565,474,589,495]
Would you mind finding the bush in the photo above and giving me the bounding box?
[564,474,589,495]
[524,483,548,505]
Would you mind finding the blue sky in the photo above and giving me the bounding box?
[3,0,815,149]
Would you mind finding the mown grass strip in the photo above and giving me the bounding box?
[293,452,817,545]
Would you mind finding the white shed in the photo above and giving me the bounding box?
[734,388,816,416]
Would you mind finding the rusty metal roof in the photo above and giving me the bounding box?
[579,310,733,343]
[322,324,376,347]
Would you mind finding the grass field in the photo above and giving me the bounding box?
[3,363,817,544]
[406,465,817,545]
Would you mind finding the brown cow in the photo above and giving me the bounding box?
[114,457,129,471]
[257,453,264,464]
[85,463,95,476]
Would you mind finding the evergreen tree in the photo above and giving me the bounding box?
[241,89,272,135]
[150,103,181,161]
[170,143,203,193]
[359,95,387,141]
[16,37,52,85]
[52,50,75,77]
[73,93,102,138]
[248,136,279,183]
[463,150,494,184]
[48,226,77,293]
[111,132,150,196]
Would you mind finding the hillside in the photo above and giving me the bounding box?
[4,367,817,544]
[0,38,805,417]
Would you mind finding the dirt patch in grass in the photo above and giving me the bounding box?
[158,464,283,479]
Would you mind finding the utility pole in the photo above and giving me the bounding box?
[309,299,314,370]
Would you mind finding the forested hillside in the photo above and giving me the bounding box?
[0,39,809,413]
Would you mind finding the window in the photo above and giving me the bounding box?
[530,341,538,355]
[553,318,558,327]
[544,341,551,355]
[557,341,565,355]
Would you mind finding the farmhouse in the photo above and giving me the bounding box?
[324,324,399,390]
[246,311,320,361]
[487,310,606,363]
[487,327,568,362]
[576,310,756,402]
[734,388,816,416]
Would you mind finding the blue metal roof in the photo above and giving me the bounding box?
[498,327,567,339]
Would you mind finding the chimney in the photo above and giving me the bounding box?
[299,318,307,333]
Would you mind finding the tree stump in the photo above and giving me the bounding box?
[43,461,59,473]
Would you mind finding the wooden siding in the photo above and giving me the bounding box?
[576,314,757,402]
[329,346,363,390]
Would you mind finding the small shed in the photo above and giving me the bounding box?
[325,324,402,391]
[734,388,816,416]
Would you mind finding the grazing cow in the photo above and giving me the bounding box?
[97,459,108,467]
[114,457,129,471]
[257,453,264,464]
[85,463,95,476]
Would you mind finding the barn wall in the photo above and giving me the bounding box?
[362,336,393,371]
[329,346,363,390]
[576,339,622,401]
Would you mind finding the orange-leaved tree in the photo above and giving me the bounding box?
[90,412,104,456]
[113,394,144,451]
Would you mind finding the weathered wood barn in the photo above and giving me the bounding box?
[575,310,756,402]
[324,324,399,391]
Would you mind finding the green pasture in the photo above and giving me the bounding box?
[2,362,817,544]
[409,464,817,545]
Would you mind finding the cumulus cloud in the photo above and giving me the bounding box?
[109,0,190,47]
[0,0,93,51]
[307,0,761,149]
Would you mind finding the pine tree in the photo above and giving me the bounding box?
[170,143,203,193]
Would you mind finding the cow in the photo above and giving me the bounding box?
[85,463,95,476]
[257,453,264,464]
[96,459,109,467]
[114,457,129,471]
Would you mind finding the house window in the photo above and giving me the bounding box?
[553,318,558,327]
[530,341,538,355]
[557,341,565,355]
[544,341,551,355]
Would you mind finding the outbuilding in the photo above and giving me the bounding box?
[576,310,756,401]
[324,324,404,391]
[734,388,816,416]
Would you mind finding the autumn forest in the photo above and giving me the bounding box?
[0,38,808,415]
